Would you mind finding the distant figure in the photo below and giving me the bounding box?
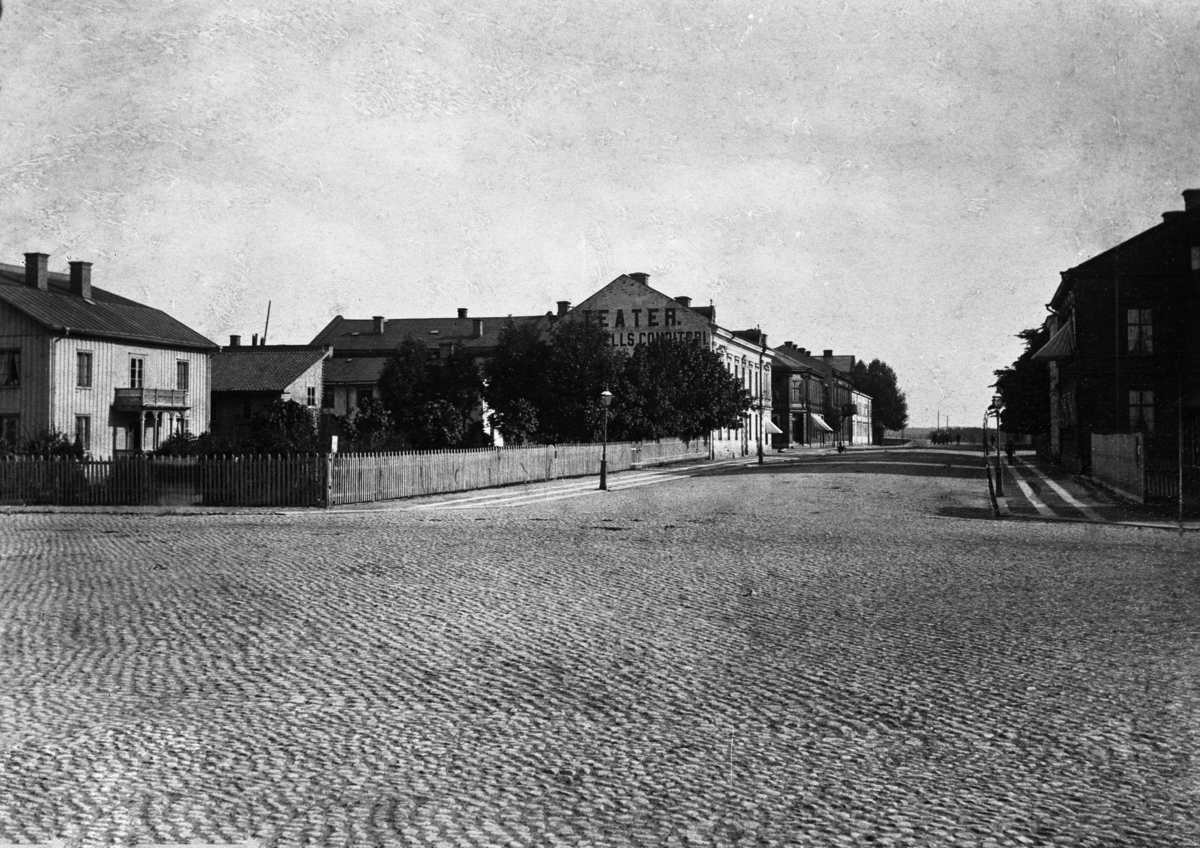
[1005,440,1015,465]
[955,432,961,446]
[837,442,847,454]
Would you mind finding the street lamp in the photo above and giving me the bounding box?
[991,393,1004,497]
[599,389,613,490]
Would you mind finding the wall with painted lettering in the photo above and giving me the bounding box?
[572,276,712,352]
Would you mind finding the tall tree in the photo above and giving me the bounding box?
[993,326,1050,435]
[377,337,485,448]
[614,335,750,442]
[851,359,910,444]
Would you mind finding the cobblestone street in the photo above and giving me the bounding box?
[2,451,1198,847]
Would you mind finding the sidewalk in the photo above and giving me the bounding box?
[995,452,1200,531]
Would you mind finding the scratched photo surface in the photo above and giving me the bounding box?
[4,1,1200,422]
[2,2,1200,847]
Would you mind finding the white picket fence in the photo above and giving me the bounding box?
[0,439,709,507]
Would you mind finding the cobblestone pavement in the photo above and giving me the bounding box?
[2,451,1199,847]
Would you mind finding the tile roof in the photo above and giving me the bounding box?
[310,314,547,353]
[211,347,329,392]
[0,263,217,350]
[323,357,389,384]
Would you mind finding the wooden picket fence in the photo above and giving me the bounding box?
[0,438,709,508]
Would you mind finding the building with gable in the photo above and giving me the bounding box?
[770,343,871,447]
[568,272,774,459]
[1035,188,1200,477]
[0,253,217,458]
[210,339,331,441]
[309,309,548,417]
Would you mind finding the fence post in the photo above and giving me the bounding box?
[324,452,333,507]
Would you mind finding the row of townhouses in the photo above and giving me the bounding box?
[1,257,872,459]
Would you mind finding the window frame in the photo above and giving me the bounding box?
[77,351,93,388]
[1129,389,1155,432]
[1126,308,1153,355]
[176,360,189,393]
[129,357,145,389]
[74,415,91,452]
[306,386,317,407]
[0,348,20,388]
[0,414,19,447]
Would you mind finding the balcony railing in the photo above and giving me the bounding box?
[113,388,190,410]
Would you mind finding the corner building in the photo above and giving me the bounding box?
[570,272,772,460]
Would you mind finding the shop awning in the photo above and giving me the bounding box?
[1033,317,1074,360]
[764,419,783,435]
[809,413,834,433]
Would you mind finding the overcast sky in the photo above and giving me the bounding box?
[3,1,1199,427]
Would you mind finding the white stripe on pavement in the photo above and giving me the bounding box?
[1021,464,1105,522]
[1006,464,1055,518]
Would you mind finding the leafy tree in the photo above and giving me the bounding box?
[614,335,750,442]
[487,320,750,444]
[851,358,910,444]
[377,337,485,449]
[485,319,624,444]
[993,326,1051,435]
[248,400,318,454]
[351,395,395,450]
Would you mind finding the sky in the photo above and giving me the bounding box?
[3,0,1199,428]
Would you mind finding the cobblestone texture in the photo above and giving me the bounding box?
[1,451,1198,846]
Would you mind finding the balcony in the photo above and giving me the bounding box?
[113,387,190,410]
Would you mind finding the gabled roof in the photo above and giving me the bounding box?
[323,357,389,385]
[771,348,815,372]
[0,263,218,350]
[211,347,329,392]
[1050,203,1200,307]
[310,313,546,354]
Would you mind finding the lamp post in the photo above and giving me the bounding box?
[599,389,613,490]
[991,393,1005,497]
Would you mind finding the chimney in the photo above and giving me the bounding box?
[252,333,259,346]
[24,253,49,291]
[557,300,571,317]
[628,272,650,285]
[230,335,242,347]
[1163,211,1186,223]
[1183,189,1200,211]
[373,316,386,335]
[675,295,691,308]
[457,308,468,319]
[784,341,794,348]
[472,318,483,339]
[68,260,92,298]
[823,349,833,358]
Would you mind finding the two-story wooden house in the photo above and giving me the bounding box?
[0,253,218,458]
[1035,189,1200,474]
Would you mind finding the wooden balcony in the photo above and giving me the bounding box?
[113,388,190,410]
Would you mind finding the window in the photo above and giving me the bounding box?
[176,361,189,392]
[0,414,19,448]
[77,352,93,388]
[1130,390,1155,432]
[75,415,91,452]
[307,386,317,407]
[0,349,19,387]
[1127,309,1153,355]
[130,357,145,389]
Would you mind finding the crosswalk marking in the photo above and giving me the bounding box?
[1006,465,1055,518]
[1020,464,1105,522]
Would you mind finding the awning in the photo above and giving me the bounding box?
[809,413,834,433]
[764,419,783,435]
[1033,317,1074,360]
